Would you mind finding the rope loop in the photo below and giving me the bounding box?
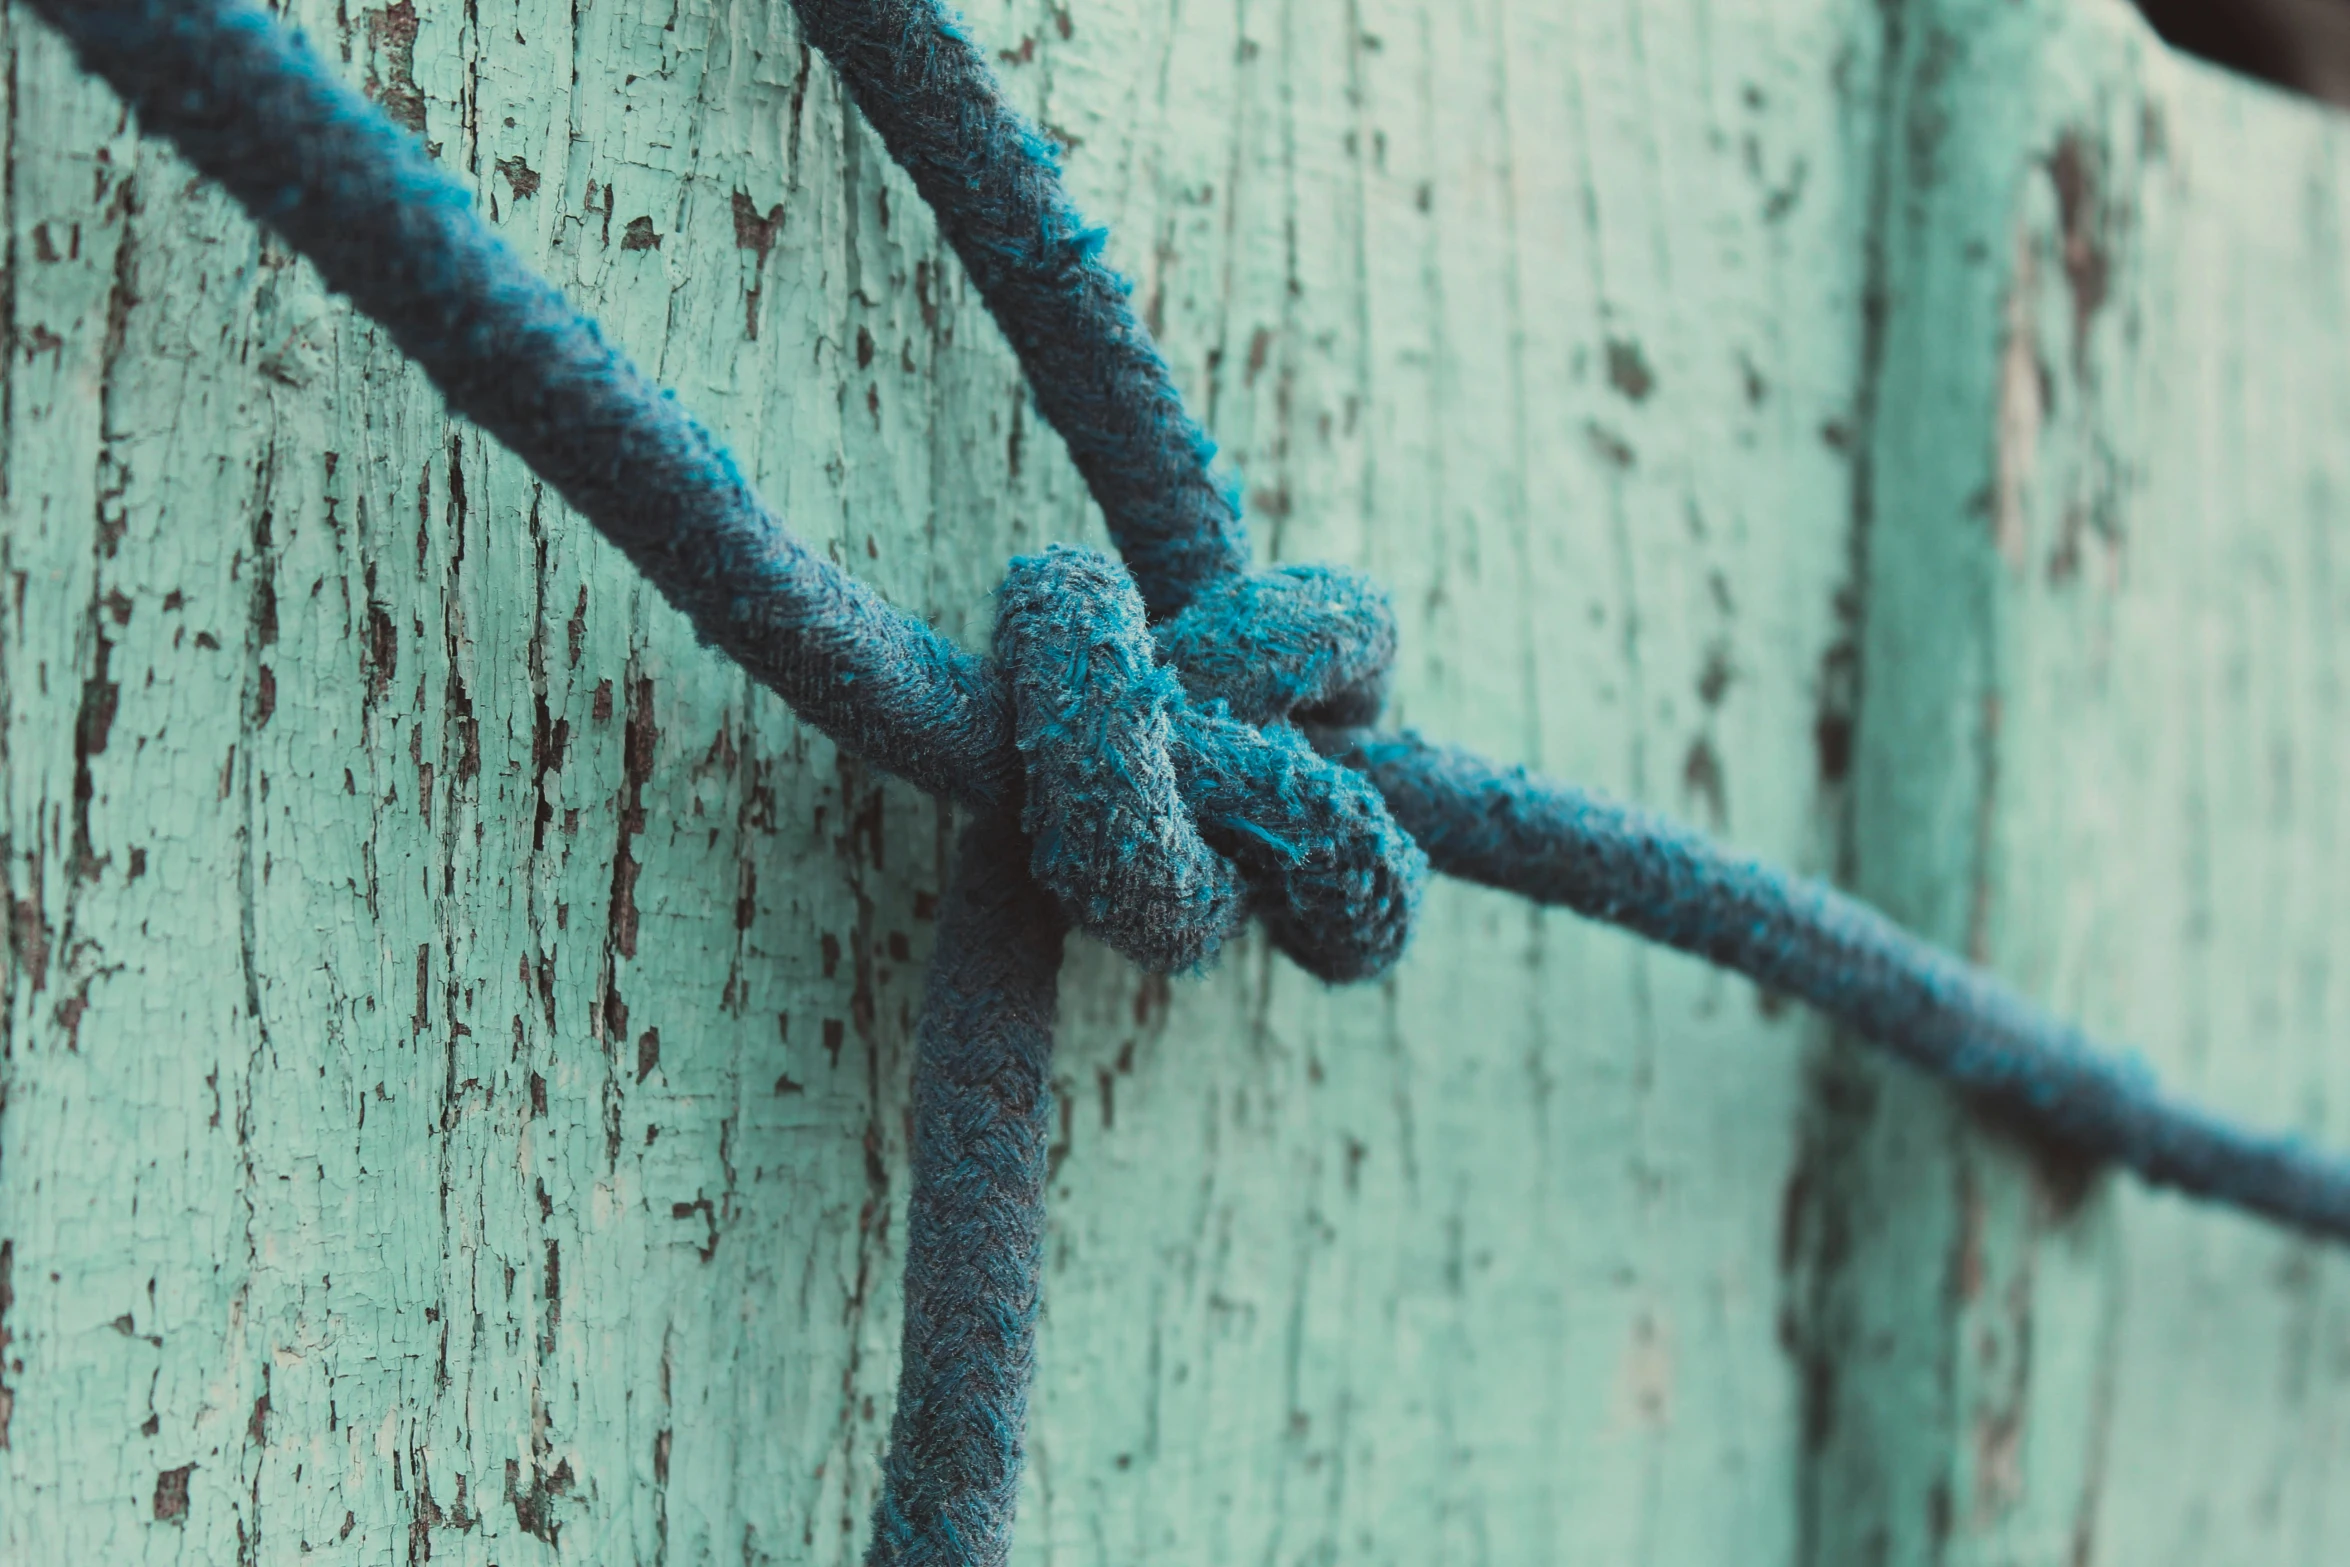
[1154,561,1397,728]
[994,546,1426,982]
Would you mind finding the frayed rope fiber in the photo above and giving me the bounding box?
[28,2,2350,1564]
[769,0,2350,1241]
[787,0,1252,617]
[869,813,1065,1567]
[25,0,1421,986]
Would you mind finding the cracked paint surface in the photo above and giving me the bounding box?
[2,0,2348,1563]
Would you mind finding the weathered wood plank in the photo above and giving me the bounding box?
[1800,3,2350,1564]
[1,0,2344,1562]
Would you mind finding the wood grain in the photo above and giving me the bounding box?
[0,0,2340,1561]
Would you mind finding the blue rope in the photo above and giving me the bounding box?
[778,0,2350,1228]
[787,0,1251,616]
[35,0,1009,809]
[869,812,1063,1567]
[1350,733,2350,1232]
[32,0,1421,980]
[27,2,2350,1563]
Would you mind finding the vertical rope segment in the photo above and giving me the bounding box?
[872,817,1067,1567]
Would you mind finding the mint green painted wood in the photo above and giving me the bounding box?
[0,0,2343,1562]
[1799,4,2350,1564]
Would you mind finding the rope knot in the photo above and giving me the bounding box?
[994,546,1426,982]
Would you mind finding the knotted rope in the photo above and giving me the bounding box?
[998,548,1420,980]
[30,3,2350,1564]
[877,548,1420,1562]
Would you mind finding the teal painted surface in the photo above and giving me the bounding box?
[1799,3,2350,1562]
[0,0,2343,1562]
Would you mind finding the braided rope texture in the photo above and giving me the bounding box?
[776,0,2350,1246]
[999,549,1422,979]
[24,2,2350,1565]
[1353,735,2350,1234]
[870,816,1065,1567]
[789,0,1251,615]
[26,0,1425,975]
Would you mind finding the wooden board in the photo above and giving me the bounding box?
[0,0,2342,1560]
